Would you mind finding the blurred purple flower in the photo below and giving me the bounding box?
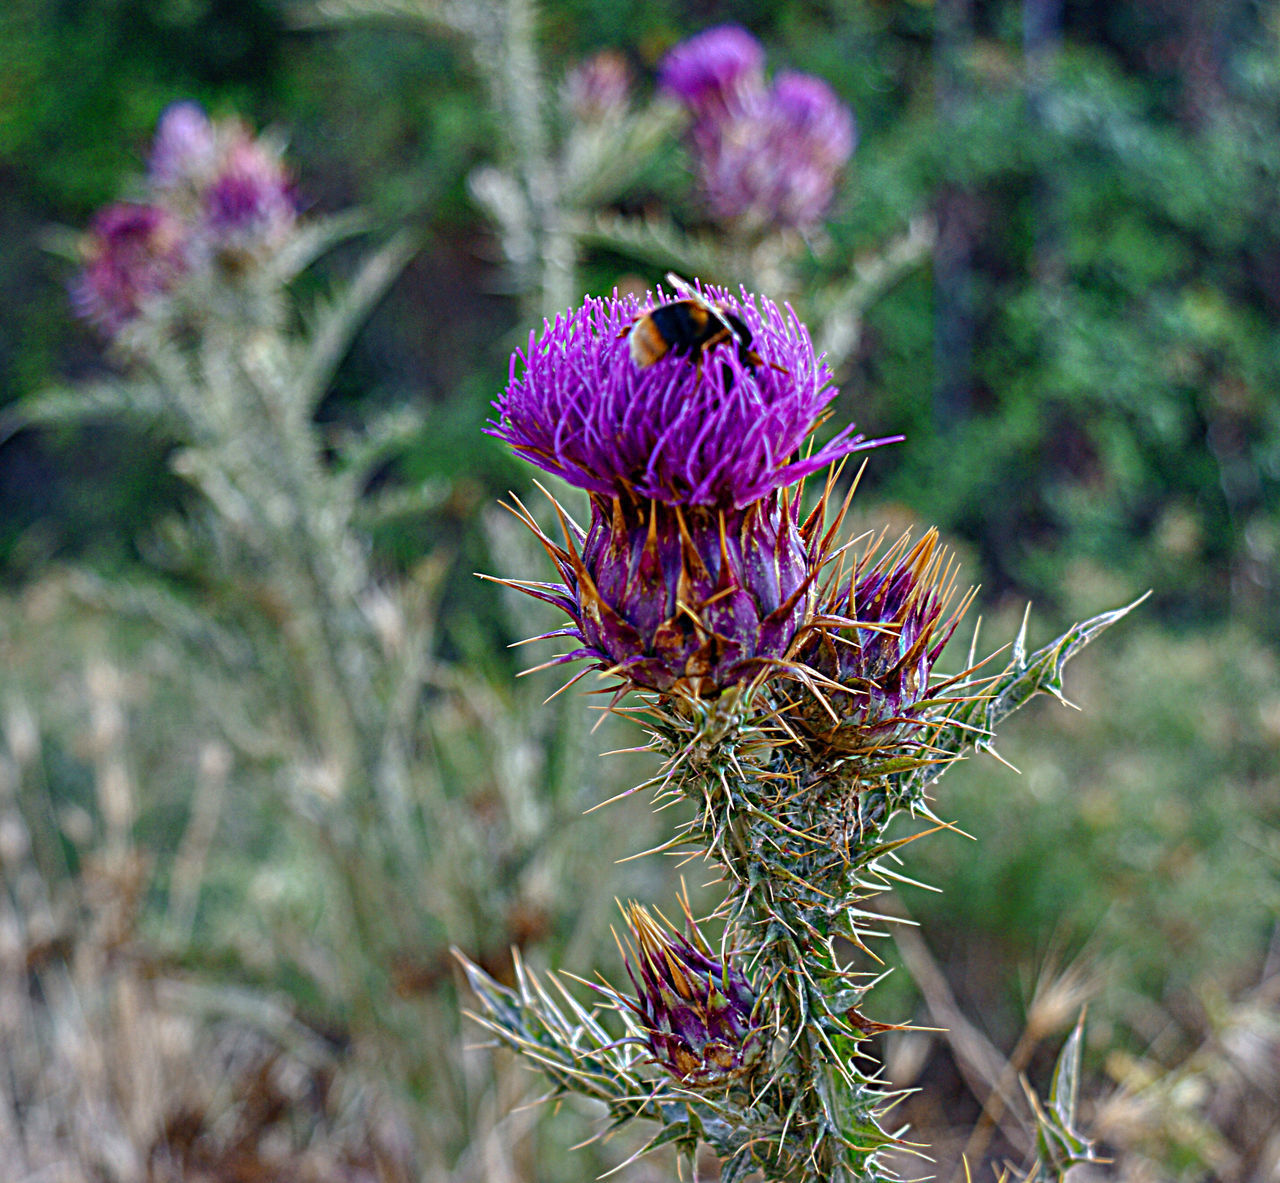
[149,102,218,190]
[564,50,632,122]
[792,530,972,754]
[71,203,187,336]
[615,901,764,1088]
[658,25,765,123]
[698,72,856,232]
[203,134,296,250]
[491,284,874,508]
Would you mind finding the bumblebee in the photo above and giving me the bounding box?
[625,274,765,371]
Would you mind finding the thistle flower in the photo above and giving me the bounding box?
[202,133,296,252]
[657,25,765,124]
[71,203,188,336]
[792,530,973,755]
[696,72,855,232]
[490,284,891,697]
[615,901,764,1088]
[491,285,871,508]
[563,50,632,123]
[149,102,218,190]
[149,104,295,255]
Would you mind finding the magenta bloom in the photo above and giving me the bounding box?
[71,203,187,336]
[149,102,218,189]
[658,25,765,122]
[203,136,295,249]
[616,902,764,1088]
[697,72,855,232]
[491,284,878,509]
[491,283,892,697]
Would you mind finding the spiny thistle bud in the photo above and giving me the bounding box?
[71,203,188,336]
[489,284,892,697]
[615,900,764,1089]
[792,529,973,755]
[515,489,820,697]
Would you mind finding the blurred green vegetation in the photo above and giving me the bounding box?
[0,0,1277,1178]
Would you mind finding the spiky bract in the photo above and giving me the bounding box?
[792,530,970,756]
[489,285,880,509]
[617,901,764,1089]
[508,485,831,698]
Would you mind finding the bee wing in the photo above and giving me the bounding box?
[664,272,698,300]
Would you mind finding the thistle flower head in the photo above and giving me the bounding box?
[563,50,633,122]
[658,25,765,122]
[71,202,188,336]
[149,102,218,190]
[490,284,878,509]
[616,900,764,1088]
[202,132,296,250]
[697,71,855,232]
[793,530,971,753]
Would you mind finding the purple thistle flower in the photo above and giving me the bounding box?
[563,50,633,122]
[70,203,188,336]
[615,900,764,1088]
[491,285,880,509]
[491,284,896,698]
[203,134,296,250]
[149,102,218,190]
[658,25,765,124]
[792,530,974,754]
[697,72,856,232]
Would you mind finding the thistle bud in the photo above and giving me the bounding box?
[793,530,971,754]
[617,901,764,1088]
[563,51,633,123]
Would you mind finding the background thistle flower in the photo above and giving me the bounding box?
[791,529,974,756]
[657,25,765,125]
[71,202,188,336]
[659,28,855,233]
[699,71,856,232]
[613,900,764,1089]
